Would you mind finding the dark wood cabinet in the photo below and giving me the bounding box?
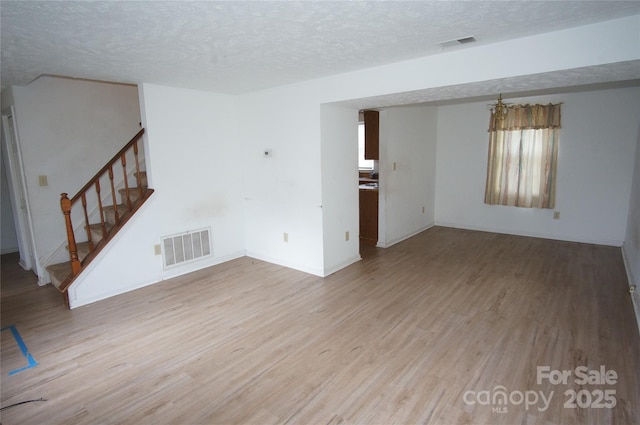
[363,110,379,160]
[359,188,378,246]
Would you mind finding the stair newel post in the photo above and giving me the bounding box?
[121,153,132,210]
[133,140,143,199]
[61,193,81,276]
[108,166,120,225]
[95,180,107,239]
[81,193,94,252]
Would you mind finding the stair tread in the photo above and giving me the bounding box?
[65,240,91,250]
[87,222,114,230]
[119,186,148,194]
[65,241,91,261]
[103,204,127,212]
[46,262,71,289]
[103,204,132,226]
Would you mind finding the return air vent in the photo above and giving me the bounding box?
[437,36,477,49]
[162,228,211,268]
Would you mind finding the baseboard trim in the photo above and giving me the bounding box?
[69,250,246,309]
[378,224,434,249]
[245,251,324,277]
[323,255,361,277]
[434,221,623,247]
[621,244,640,337]
[160,250,246,281]
[69,277,160,309]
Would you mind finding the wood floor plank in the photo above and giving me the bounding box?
[1,227,639,424]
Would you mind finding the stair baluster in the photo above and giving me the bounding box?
[121,153,132,210]
[108,166,121,225]
[95,179,107,239]
[60,193,81,276]
[81,193,94,252]
[133,140,143,200]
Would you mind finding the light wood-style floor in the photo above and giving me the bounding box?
[1,227,639,425]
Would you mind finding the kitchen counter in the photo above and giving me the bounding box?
[359,183,378,190]
[359,177,379,190]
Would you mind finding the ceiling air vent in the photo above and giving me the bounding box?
[437,36,477,49]
[162,227,211,269]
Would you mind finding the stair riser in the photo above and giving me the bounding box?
[89,229,104,246]
[135,172,148,188]
[104,210,118,226]
[50,272,65,289]
[64,242,90,262]
[87,225,112,246]
[76,244,90,261]
[120,188,145,205]
[103,205,127,226]
[46,262,72,290]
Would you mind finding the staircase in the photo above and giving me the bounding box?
[46,129,154,306]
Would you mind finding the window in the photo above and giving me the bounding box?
[358,122,374,170]
[484,101,561,209]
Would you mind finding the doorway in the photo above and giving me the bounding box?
[1,107,39,276]
[358,110,379,252]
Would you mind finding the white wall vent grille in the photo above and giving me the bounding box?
[162,228,211,268]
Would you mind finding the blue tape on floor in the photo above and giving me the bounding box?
[1,325,38,375]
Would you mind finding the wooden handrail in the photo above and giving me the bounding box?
[69,128,144,204]
[59,128,147,283]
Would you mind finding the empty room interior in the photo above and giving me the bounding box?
[1,2,640,424]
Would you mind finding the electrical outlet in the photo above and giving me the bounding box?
[345,231,349,241]
[154,244,161,255]
[553,211,560,220]
[283,232,288,243]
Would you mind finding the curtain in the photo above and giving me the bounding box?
[484,103,561,209]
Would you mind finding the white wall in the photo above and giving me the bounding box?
[435,88,640,246]
[7,76,141,281]
[379,105,437,247]
[623,121,640,332]
[237,16,639,278]
[320,104,360,275]
[317,104,438,273]
[240,87,326,275]
[68,83,246,307]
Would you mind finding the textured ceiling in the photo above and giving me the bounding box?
[2,1,640,96]
[340,61,640,109]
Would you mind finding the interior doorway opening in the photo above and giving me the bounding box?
[358,110,380,254]
[1,107,39,278]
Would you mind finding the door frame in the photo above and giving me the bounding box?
[1,106,40,279]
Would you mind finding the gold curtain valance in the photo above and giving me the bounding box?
[489,103,562,132]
